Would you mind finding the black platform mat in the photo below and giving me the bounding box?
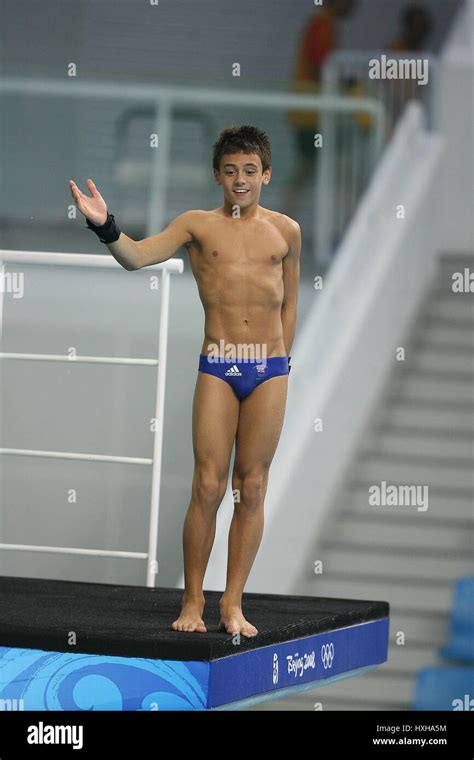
[0,575,389,661]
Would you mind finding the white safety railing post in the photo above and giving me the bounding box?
[146,266,172,587]
[147,99,173,236]
[0,261,5,342]
[0,260,5,568]
[316,62,338,267]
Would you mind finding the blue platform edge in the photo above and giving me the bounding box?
[0,617,389,711]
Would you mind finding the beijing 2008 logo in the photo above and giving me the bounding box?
[272,653,279,684]
[321,642,335,669]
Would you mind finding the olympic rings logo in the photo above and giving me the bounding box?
[321,642,335,669]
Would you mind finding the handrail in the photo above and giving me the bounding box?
[0,249,183,272]
[0,248,183,586]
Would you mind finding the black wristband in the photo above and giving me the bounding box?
[85,212,121,244]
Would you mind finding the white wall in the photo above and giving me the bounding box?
[436,0,474,254]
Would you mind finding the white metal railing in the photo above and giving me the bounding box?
[316,50,439,263]
[0,77,386,259]
[323,50,438,128]
[0,250,183,587]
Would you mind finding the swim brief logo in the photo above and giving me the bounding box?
[272,653,279,685]
[225,365,242,377]
[256,365,266,374]
[321,642,335,670]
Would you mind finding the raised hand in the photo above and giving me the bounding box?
[69,178,108,226]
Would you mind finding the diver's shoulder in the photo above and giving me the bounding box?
[262,207,300,235]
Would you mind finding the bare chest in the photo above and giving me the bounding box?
[187,220,288,273]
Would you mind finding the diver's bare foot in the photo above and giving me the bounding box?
[171,594,207,633]
[219,598,258,638]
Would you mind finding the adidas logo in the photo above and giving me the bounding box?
[225,364,242,376]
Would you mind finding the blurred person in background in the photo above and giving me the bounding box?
[285,0,358,218]
[389,3,433,52]
[387,3,434,126]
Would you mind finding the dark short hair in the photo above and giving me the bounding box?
[212,125,271,173]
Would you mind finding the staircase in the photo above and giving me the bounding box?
[253,252,474,711]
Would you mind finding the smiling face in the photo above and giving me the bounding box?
[214,152,271,210]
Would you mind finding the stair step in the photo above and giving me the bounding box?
[319,549,472,583]
[333,516,471,550]
[380,403,474,434]
[423,312,474,331]
[438,254,474,281]
[339,487,473,519]
[439,252,474,264]
[390,374,474,404]
[363,431,473,459]
[409,348,474,374]
[391,367,474,398]
[309,668,415,705]
[350,459,474,489]
[310,578,452,613]
[427,296,474,322]
[388,611,449,644]
[380,645,443,673]
[417,324,474,350]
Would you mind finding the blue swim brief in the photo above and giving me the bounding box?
[198,354,290,401]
